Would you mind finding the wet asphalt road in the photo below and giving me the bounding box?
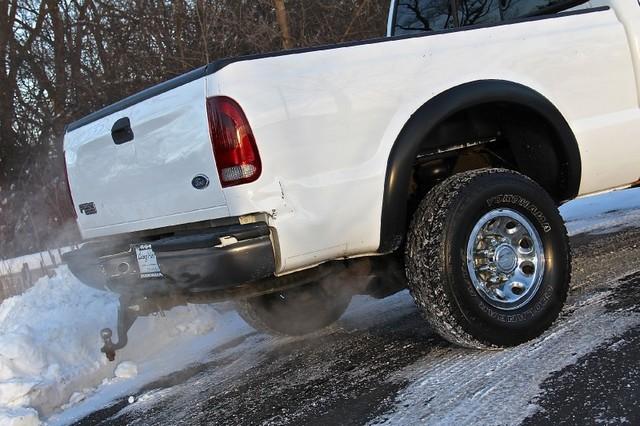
[76,226,640,426]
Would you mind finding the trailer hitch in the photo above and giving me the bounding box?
[99,294,192,361]
[100,296,140,361]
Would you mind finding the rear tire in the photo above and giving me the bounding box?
[405,168,570,349]
[236,282,352,336]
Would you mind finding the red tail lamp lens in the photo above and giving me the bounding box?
[206,96,262,187]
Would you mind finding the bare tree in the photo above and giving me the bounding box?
[274,0,294,49]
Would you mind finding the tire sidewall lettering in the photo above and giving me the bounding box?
[473,284,554,323]
[486,194,552,233]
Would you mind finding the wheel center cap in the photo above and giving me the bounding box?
[494,245,518,273]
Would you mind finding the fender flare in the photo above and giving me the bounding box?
[378,79,581,253]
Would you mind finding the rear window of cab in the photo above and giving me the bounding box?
[392,0,591,36]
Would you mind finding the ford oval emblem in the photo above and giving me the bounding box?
[192,174,210,190]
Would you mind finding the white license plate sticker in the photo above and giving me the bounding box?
[135,244,163,279]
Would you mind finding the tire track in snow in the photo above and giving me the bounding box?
[373,273,640,425]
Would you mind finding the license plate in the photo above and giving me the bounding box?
[135,244,163,279]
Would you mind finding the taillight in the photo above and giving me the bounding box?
[206,96,262,187]
[63,151,77,219]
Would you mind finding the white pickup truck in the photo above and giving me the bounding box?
[63,0,640,359]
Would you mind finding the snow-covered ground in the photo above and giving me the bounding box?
[561,187,640,235]
[1,187,639,425]
[0,268,251,425]
[373,278,640,425]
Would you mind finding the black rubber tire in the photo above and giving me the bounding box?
[405,168,571,349]
[235,282,352,336]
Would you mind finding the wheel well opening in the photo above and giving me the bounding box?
[407,101,571,219]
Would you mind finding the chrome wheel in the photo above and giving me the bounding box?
[466,208,545,311]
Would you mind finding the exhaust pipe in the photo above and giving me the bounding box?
[117,261,131,275]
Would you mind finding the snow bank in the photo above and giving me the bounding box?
[0,406,40,426]
[0,266,224,424]
[0,267,119,418]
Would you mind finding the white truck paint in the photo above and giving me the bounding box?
[65,0,640,275]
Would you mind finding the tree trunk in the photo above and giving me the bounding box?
[46,0,67,138]
[273,0,294,49]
